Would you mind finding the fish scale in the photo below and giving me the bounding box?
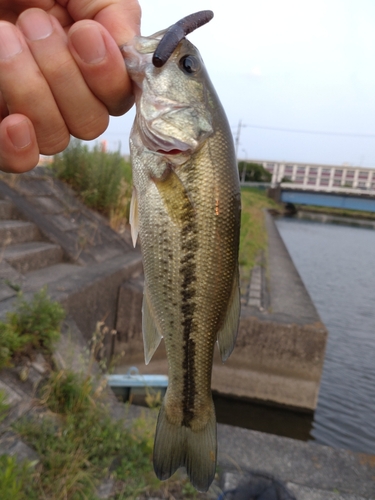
[123,13,241,492]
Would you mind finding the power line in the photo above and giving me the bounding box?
[233,124,375,138]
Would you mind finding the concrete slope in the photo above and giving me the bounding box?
[0,193,69,302]
[218,424,375,499]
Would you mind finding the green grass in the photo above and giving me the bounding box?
[238,187,280,297]
[12,366,205,499]
[13,369,158,499]
[0,290,197,499]
[51,139,132,229]
[2,350,211,499]
[239,187,279,273]
[0,454,37,500]
[0,389,10,423]
[0,288,65,369]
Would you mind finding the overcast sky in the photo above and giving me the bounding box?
[98,0,375,168]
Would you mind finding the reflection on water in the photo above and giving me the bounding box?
[276,217,375,455]
[213,392,313,441]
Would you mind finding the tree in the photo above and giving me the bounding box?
[238,162,272,182]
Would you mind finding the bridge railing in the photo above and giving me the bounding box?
[279,182,375,197]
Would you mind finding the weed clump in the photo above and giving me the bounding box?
[0,291,207,498]
[0,454,37,500]
[0,389,10,423]
[14,369,157,499]
[51,139,132,225]
[0,288,65,369]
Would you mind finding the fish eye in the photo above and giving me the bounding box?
[179,55,200,74]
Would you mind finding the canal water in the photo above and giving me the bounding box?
[275,216,375,455]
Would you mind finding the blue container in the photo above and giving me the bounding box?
[106,367,168,401]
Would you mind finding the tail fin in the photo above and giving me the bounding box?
[153,401,217,492]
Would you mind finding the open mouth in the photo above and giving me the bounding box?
[156,149,184,155]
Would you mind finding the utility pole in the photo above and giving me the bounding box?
[234,119,242,159]
[241,149,248,183]
[234,120,248,183]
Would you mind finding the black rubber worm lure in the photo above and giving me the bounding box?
[152,10,214,68]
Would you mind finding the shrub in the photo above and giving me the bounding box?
[238,161,272,182]
[52,139,132,219]
[0,289,65,369]
[15,369,156,499]
[0,455,36,500]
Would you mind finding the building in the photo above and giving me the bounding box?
[252,160,375,192]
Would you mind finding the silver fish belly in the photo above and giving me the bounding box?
[122,13,241,492]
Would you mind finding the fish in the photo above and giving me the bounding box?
[121,11,241,492]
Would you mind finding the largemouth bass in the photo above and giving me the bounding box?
[121,11,241,492]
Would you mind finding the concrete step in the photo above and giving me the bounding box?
[0,431,40,464]
[0,372,34,433]
[0,220,40,245]
[0,199,17,220]
[0,283,17,301]
[3,241,64,274]
[23,263,82,293]
[286,482,372,500]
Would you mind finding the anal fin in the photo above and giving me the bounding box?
[142,285,162,364]
[217,268,240,362]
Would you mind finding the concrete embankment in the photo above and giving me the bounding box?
[210,211,327,410]
[217,422,375,499]
[115,210,328,412]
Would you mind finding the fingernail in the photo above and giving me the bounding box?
[70,24,107,64]
[18,10,53,41]
[0,23,22,59]
[8,120,32,150]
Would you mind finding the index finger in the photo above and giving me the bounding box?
[64,0,141,44]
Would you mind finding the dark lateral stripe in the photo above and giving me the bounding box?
[179,199,198,427]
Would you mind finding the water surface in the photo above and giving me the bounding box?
[276,217,375,454]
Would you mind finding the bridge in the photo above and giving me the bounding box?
[248,159,375,212]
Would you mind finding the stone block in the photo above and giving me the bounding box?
[0,220,40,245]
[0,261,23,282]
[0,200,16,220]
[50,252,143,342]
[3,241,63,274]
[115,277,144,361]
[16,177,54,197]
[0,431,39,464]
[96,478,115,499]
[217,424,375,498]
[209,311,328,410]
[49,214,79,232]
[29,196,66,214]
[0,380,22,406]
[0,283,17,301]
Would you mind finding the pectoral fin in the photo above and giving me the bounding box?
[217,269,240,362]
[142,285,162,364]
[130,187,139,247]
[153,166,194,226]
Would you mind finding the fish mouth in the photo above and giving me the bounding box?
[156,148,187,155]
[139,121,193,157]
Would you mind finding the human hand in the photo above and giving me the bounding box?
[0,0,141,173]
